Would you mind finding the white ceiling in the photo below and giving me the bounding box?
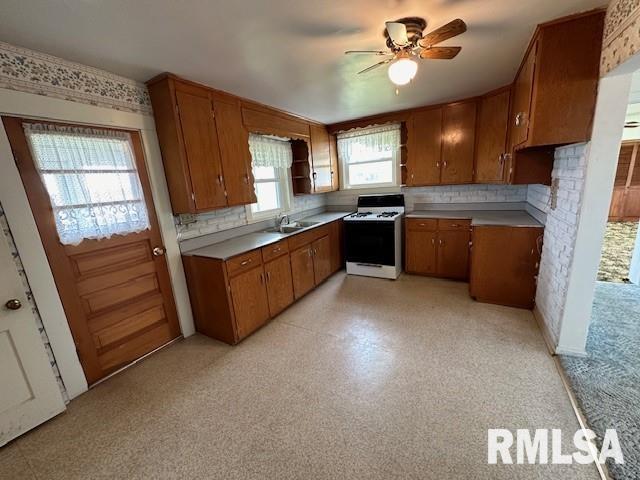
[0,0,606,124]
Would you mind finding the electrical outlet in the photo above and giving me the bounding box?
[550,178,559,210]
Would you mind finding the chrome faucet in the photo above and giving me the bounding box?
[277,214,290,230]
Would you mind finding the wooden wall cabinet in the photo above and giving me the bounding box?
[475,88,511,183]
[309,124,339,193]
[147,75,256,213]
[441,101,476,184]
[406,108,443,186]
[469,226,543,309]
[183,220,344,344]
[405,218,471,280]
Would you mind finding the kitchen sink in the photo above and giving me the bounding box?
[263,220,320,234]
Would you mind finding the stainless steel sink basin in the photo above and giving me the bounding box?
[263,220,320,234]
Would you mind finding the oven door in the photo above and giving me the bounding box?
[345,221,396,266]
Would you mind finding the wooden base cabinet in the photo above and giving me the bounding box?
[405,218,471,280]
[183,220,345,344]
[469,226,543,309]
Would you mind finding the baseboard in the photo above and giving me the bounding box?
[555,345,588,357]
[532,305,557,356]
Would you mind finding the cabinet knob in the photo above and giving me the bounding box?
[152,246,165,257]
[5,299,22,310]
[515,112,526,127]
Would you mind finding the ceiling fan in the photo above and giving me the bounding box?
[346,17,466,88]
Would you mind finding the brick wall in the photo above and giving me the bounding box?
[534,144,588,343]
[176,193,327,240]
[327,184,528,208]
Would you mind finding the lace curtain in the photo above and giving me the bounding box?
[248,133,293,168]
[336,123,401,164]
[23,123,150,245]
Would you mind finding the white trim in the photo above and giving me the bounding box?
[555,346,588,357]
[0,88,195,399]
[245,165,293,223]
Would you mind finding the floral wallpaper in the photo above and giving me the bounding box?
[0,41,152,115]
[601,0,640,75]
[0,202,69,403]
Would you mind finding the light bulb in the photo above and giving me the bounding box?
[388,58,418,86]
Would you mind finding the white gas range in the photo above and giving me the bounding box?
[344,194,405,280]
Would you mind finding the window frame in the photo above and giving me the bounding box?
[338,125,401,191]
[245,164,293,223]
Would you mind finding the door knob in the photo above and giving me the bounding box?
[152,246,166,257]
[5,299,22,310]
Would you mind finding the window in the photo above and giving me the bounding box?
[246,134,292,221]
[337,124,401,189]
[24,123,150,245]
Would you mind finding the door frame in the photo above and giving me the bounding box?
[0,88,195,399]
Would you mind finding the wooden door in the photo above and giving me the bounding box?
[328,220,344,273]
[229,266,270,339]
[475,89,510,183]
[4,117,182,385]
[264,255,294,316]
[405,229,437,275]
[213,98,256,206]
[175,89,227,210]
[441,101,476,184]
[0,230,66,445]
[510,42,537,150]
[290,245,315,299]
[309,124,334,192]
[312,235,332,285]
[437,230,470,280]
[407,108,442,186]
[470,226,543,308]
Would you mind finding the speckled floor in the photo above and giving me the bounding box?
[1,273,599,479]
[598,221,638,283]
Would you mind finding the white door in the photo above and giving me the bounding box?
[0,229,65,446]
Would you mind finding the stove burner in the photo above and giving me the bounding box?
[351,212,373,218]
[377,211,399,218]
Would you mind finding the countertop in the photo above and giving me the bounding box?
[182,211,353,260]
[406,210,543,227]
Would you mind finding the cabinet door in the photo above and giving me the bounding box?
[312,235,332,285]
[264,255,294,316]
[328,220,344,273]
[405,229,437,274]
[309,124,334,192]
[469,226,543,308]
[290,245,315,299]
[229,266,270,339]
[510,42,537,150]
[213,98,256,206]
[475,89,510,183]
[441,101,476,184]
[328,135,340,191]
[175,89,227,210]
[437,230,470,280]
[407,108,442,186]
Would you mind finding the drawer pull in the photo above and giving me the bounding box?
[273,247,281,252]
[240,259,252,266]
[450,223,461,228]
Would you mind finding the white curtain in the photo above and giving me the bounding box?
[23,123,150,246]
[248,133,293,168]
[337,123,401,164]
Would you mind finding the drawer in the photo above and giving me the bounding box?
[261,240,289,262]
[406,218,438,231]
[438,219,471,231]
[287,225,330,251]
[226,249,262,277]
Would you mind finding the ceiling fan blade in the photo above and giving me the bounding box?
[345,50,392,55]
[419,46,462,60]
[357,59,392,74]
[385,21,409,46]
[419,19,467,47]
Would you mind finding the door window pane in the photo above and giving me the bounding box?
[24,123,150,245]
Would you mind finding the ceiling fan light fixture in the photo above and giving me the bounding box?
[388,58,418,86]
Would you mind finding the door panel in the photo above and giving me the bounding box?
[407,108,442,185]
[214,98,256,205]
[264,255,294,316]
[0,229,65,446]
[475,89,510,183]
[312,235,332,285]
[441,101,476,184]
[437,230,470,280]
[176,89,227,210]
[229,266,270,339]
[3,117,182,385]
[405,229,437,274]
[290,245,315,299]
[309,124,333,192]
[510,43,537,150]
